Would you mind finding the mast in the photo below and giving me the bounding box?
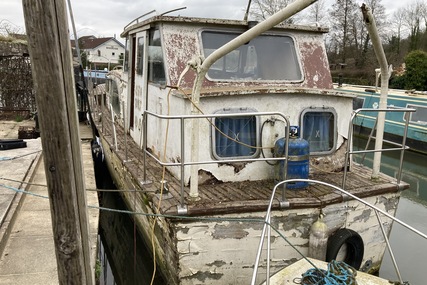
[361,4,390,179]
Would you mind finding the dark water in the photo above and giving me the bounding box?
[353,137,427,285]
[92,146,166,285]
[96,138,427,285]
[97,191,166,285]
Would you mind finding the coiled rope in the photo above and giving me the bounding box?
[299,260,357,285]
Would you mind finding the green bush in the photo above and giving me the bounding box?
[404,50,427,91]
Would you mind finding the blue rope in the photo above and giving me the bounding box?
[301,260,357,285]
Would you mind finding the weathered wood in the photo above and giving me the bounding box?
[22,1,93,284]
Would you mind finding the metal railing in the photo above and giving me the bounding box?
[342,107,415,190]
[141,110,291,211]
[104,105,417,212]
[251,106,419,285]
[251,178,427,285]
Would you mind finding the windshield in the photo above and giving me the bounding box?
[201,31,302,81]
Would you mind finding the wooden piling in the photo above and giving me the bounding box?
[22,1,93,284]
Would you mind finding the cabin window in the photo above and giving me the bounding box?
[136,37,144,75]
[211,108,259,159]
[124,38,129,72]
[407,104,427,125]
[109,79,121,115]
[353,97,364,110]
[201,31,302,81]
[300,108,337,154]
[148,28,166,84]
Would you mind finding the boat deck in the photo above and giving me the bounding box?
[264,258,391,285]
[94,106,408,217]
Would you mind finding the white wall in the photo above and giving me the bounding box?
[87,39,124,65]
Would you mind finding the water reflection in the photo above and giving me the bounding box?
[98,191,166,285]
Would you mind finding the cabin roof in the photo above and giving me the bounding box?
[173,86,357,99]
[71,36,124,49]
[121,15,329,37]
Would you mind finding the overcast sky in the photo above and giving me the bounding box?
[0,0,405,43]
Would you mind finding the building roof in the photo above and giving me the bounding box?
[71,36,124,50]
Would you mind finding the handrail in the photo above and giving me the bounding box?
[142,110,291,210]
[123,10,156,31]
[109,104,118,151]
[251,178,427,285]
[342,107,415,189]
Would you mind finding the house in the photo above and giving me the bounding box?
[71,35,125,69]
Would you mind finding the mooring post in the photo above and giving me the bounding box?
[22,1,93,284]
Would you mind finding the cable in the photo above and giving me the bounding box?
[299,260,357,285]
[176,86,274,150]
[0,150,42,161]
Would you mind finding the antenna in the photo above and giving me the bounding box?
[244,0,253,21]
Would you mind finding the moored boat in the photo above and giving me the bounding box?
[88,1,411,284]
[335,83,427,154]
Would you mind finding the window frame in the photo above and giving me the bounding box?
[300,107,337,155]
[353,97,365,110]
[147,27,167,86]
[200,29,303,82]
[406,103,427,126]
[136,36,144,76]
[211,108,260,160]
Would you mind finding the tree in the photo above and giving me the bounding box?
[404,50,427,90]
[80,51,90,69]
[389,8,406,55]
[118,53,124,66]
[250,0,299,23]
[328,0,359,64]
[403,1,426,51]
[306,0,327,25]
[353,0,387,68]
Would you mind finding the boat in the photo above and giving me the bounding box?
[334,79,427,155]
[88,1,411,284]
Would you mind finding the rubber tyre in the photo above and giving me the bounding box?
[326,228,364,270]
[0,139,27,150]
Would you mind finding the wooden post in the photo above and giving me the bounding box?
[22,1,93,284]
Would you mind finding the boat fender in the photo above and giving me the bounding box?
[326,228,364,270]
[308,213,328,261]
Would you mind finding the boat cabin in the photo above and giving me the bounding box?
[105,15,354,186]
[92,11,409,285]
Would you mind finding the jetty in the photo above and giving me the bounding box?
[0,120,99,284]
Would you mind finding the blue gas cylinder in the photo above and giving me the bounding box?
[274,127,309,189]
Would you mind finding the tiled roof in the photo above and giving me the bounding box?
[71,36,123,49]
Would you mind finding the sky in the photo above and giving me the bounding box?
[0,0,405,43]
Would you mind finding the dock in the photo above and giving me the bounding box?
[0,120,99,284]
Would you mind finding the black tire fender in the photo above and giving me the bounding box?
[326,228,364,270]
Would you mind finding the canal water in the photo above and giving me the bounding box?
[96,138,427,285]
[352,137,427,285]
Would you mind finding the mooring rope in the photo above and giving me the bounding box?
[299,260,357,285]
